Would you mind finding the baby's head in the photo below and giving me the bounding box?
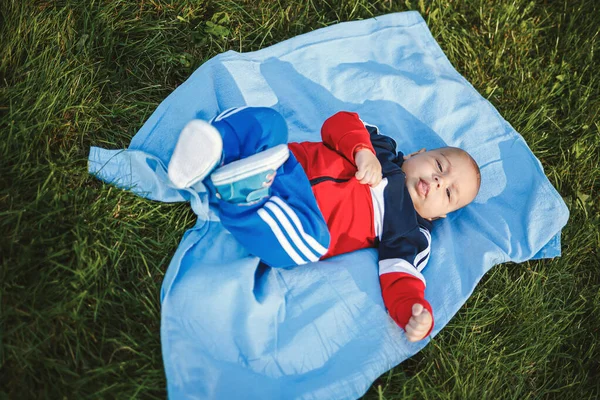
[401,147,480,220]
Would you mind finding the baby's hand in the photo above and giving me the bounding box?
[354,149,382,187]
[405,303,433,342]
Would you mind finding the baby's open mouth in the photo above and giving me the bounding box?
[417,179,430,197]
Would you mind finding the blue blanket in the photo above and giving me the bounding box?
[88,11,569,399]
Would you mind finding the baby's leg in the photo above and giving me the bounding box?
[216,152,330,268]
[168,106,328,267]
[168,107,288,188]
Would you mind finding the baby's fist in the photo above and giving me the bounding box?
[405,303,432,342]
[354,149,382,187]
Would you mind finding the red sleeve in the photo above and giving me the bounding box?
[379,272,434,337]
[320,111,376,164]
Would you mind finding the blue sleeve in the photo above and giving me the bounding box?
[378,225,431,276]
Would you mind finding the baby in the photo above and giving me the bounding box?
[168,107,481,342]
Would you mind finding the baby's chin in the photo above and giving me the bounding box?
[412,201,439,221]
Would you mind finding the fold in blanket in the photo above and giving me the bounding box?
[89,11,568,400]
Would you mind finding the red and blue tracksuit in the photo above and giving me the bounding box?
[209,107,434,334]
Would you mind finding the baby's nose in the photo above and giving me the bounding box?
[434,175,444,187]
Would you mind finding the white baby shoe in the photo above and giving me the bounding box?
[168,120,223,189]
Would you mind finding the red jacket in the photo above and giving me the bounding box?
[289,112,434,336]
[288,123,376,259]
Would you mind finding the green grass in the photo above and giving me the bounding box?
[1,0,599,398]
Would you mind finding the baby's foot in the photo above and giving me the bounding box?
[405,303,433,342]
[211,144,289,204]
[168,120,223,188]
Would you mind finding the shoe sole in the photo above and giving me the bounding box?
[168,120,223,188]
[211,144,289,185]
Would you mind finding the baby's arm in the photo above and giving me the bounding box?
[320,111,375,163]
[380,271,434,342]
[378,218,435,342]
[321,112,382,186]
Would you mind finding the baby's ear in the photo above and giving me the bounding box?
[403,148,426,160]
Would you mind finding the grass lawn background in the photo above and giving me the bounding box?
[1,0,599,398]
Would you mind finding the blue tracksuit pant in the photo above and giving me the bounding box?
[208,107,330,268]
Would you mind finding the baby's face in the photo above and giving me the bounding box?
[401,147,479,220]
